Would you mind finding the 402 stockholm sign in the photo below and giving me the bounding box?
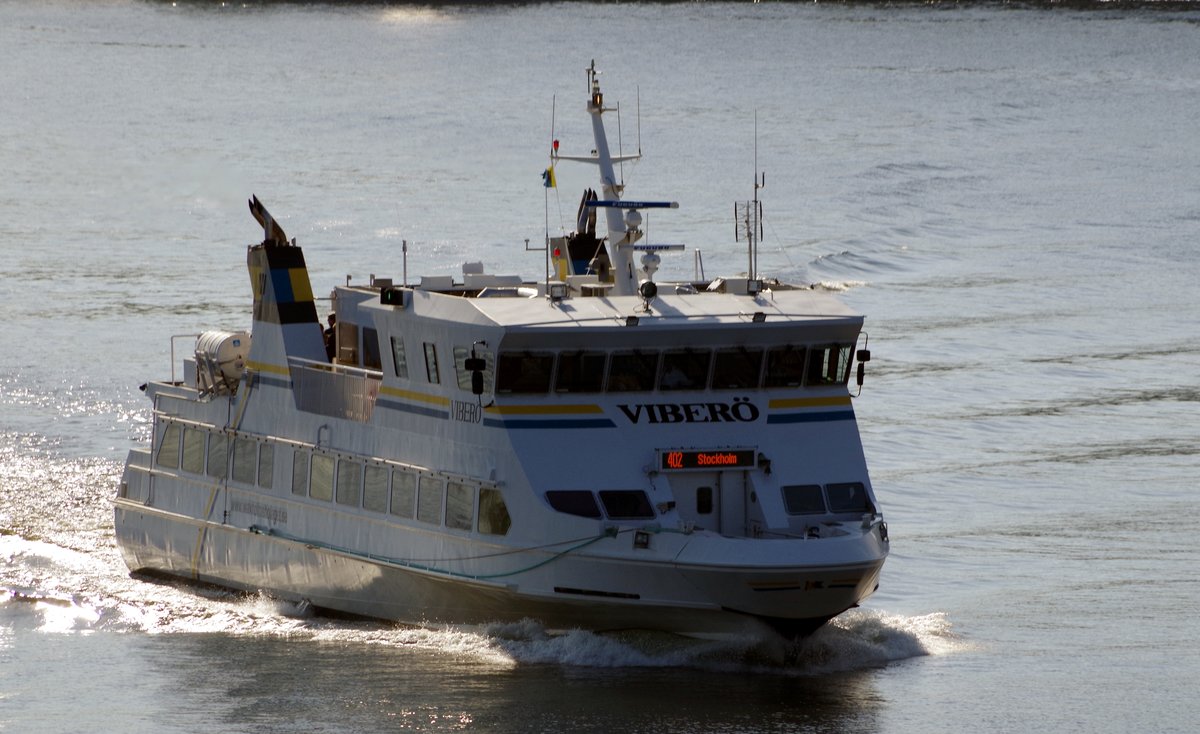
[659,449,756,471]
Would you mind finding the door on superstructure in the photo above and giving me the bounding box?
[669,471,747,537]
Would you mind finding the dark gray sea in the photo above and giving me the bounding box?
[3,1,1199,732]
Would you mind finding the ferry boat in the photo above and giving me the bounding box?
[114,63,889,639]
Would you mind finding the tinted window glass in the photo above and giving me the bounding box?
[659,350,711,391]
[598,490,655,520]
[827,482,872,513]
[607,351,658,392]
[546,490,602,519]
[782,484,827,515]
[423,342,440,384]
[496,352,554,394]
[390,337,408,379]
[712,348,764,389]
[808,345,852,386]
[362,327,382,370]
[554,352,606,393]
[764,346,806,388]
[453,346,495,393]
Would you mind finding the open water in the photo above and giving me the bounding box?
[2,1,1199,732]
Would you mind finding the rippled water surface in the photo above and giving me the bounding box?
[3,1,1199,732]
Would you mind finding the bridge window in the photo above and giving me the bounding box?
[764,346,807,388]
[555,351,607,393]
[390,337,409,379]
[363,465,388,513]
[496,352,554,394]
[808,345,852,386]
[782,484,827,515]
[659,349,711,391]
[423,343,440,384]
[598,490,655,520]
[712,347,764,389]
[478,488,511,535]
[546,490,602,519]
[826,482,873,513]
[453,346,495,393]
[607,351,658,392]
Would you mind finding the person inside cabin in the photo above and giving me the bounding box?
[324,314,337,361]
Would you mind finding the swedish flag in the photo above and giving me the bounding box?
[542,166,556,188]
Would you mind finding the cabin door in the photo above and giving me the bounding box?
[669,471,746,537]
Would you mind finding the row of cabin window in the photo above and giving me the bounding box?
[152,422,510,536]
[388,338,853,395]
[544,489,656,520]
[155,424,275,488]
[493,344,853,394]
[781,482,874,516]
[289,451,511,535]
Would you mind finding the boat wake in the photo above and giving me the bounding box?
[2,528,959,674]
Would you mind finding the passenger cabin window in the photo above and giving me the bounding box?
[363,465,388,513]
[659,349,711,391]
[181,426,205,474]
[336,459,362,507]
[291,451,309,496]
[554,351,606,393]
[607,351,658,392]
[232,438,256,484]
[390,470,416,518]
[496,352,554,394]
[598,490,655,520]
[782,485,827,515]
[416,476,443,524]
[156,423,181,469]
[764,346,807,388]
[546,490,602,519]
[453,346,495,393]
[363,327,382,370]
[257,443,274,488]
[310,454,335,502]
[808,345,852,386]
[827,482,873,513]
[390,337,409,379]
[712,348,764,390]
[478,488,511,535]
[423,343,440,384]
[206,434,228,478]
[445,481,474,531]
